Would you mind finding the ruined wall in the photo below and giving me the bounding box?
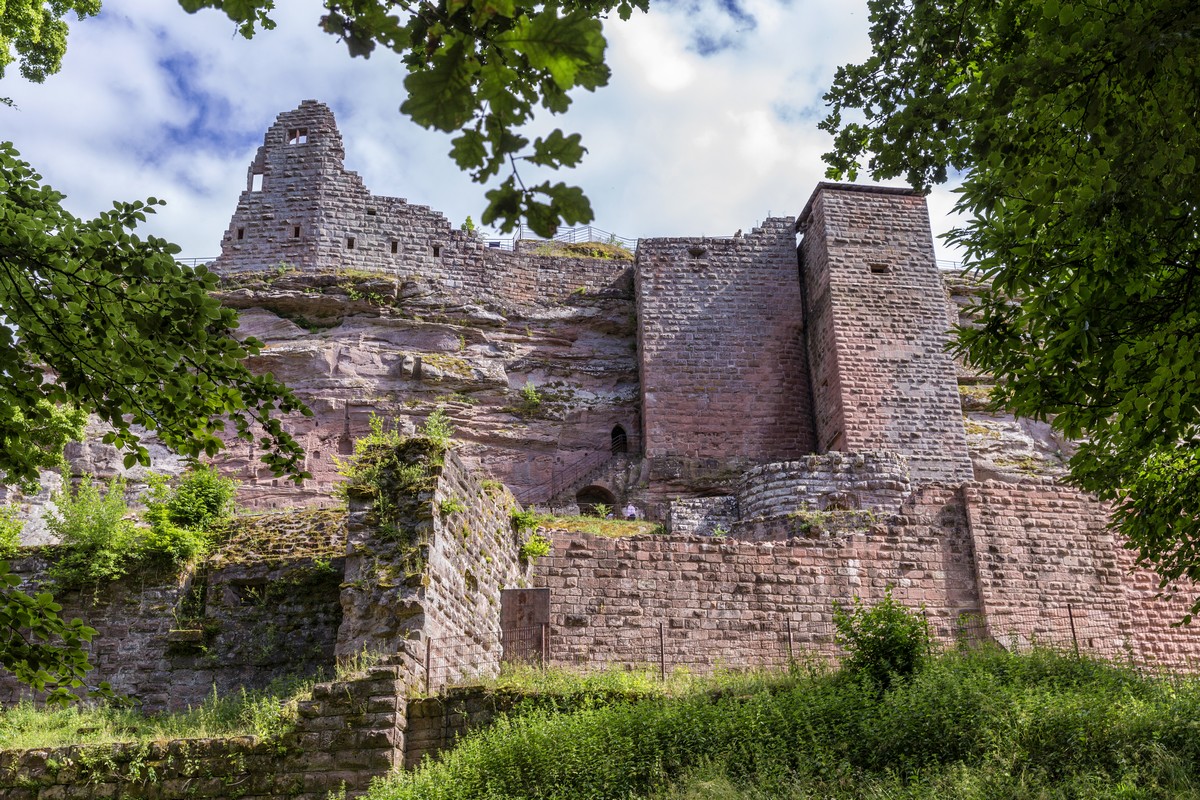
[736,451,912,519]
[0,509,346,712]
[212,100,629,311]
[336,442,529,690]
[798,184,972,484]
[635,220,815,473]
[534,485,981,671]
[0,663,411,800]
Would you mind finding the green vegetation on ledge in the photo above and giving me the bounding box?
[369,648,1200,800]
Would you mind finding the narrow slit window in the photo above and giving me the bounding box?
[347,237,356,250]
[287,128,308,145]
[250,173,263,191]
[390,240,399,254]
[869,262,891,274]
[237,227,245,240]
[432,245,441,258]
[292,226,301,238]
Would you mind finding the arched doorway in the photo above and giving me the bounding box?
[576,485,617,517]
[610,424,628,455]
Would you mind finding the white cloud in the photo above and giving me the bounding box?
[1,0,966,261]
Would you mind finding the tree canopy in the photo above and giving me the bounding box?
[823,0,1200,617]
[1,0,310,701]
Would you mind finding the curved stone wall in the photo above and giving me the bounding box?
[736,451,912,519]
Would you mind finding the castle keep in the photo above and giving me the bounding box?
[1,100,1197,799]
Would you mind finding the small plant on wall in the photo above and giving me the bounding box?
[519,533,552,562]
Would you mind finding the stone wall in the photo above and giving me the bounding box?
[0,664,410,800]
[635,220,815,467]
[336,441,529,691]
[735,451,912,520]
[0,508,347,712]
[211,100,629,311]
[534,485,981,671]
[666,496,739,536]
[798,184,973,484]
[964,482,1200,669]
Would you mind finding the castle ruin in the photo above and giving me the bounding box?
[1,100,1197,799]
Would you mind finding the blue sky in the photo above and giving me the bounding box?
[1,0,965,262]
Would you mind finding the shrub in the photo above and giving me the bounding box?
[141,467,237,564]
[833,589,931,691]
[47,476,140,587]
[439,497,466,516]
[511,509,543,533]
[520,533,552,561]
[419,408,455,447]
[0,504,21,559]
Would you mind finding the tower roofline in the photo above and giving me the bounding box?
[795,182,919,231]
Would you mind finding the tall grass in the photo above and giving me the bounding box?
[0,675,315,750]
[370,648,1200,800]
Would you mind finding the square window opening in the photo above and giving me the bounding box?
[287,128,308,145]
[347,237,356,250]
[869,262,891,274]
[250,173,263,192]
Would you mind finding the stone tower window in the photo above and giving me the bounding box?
[611,425,628,454]
[250,172,263,192]
[869,262,892,274]
[347,237,356,250]
[432,245,441,258]
[287,128,308,145]
[367,207,378,216]
[237,227,245,240]
[391,240,399,254]
[292,226,301,238]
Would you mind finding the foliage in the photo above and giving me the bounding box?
[438,496,466,516]
[367,648,1200,800]
[822,0,1200,615]
[0,560,103,705]
[45,476,141,588]
[0,0,99,101]
[419,407,455,447]
[0,504,21,560]
[832,590,931,691]
[46,469,232,589]
[175,0,649,237]
[0,673,316,749]
[0,401,86,495]
[141,466,238,564]
[540,514,662,538]
[519,532,552,561]
[0,144,310,488]
[335,415,442,541]
[511,508,543,533]
[516,380,543,417]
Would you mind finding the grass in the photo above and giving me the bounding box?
[0,677,313,750]
[541,515,663,538]
[367,648,1200,800]
[0,650,384,751]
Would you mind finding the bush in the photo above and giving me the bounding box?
[420,408,455,447]
[47,476,140,587]
[520,533,552,562]
[833,589,931,691]
[0,504,21,559]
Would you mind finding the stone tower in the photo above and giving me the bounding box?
[797,183,972,483]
